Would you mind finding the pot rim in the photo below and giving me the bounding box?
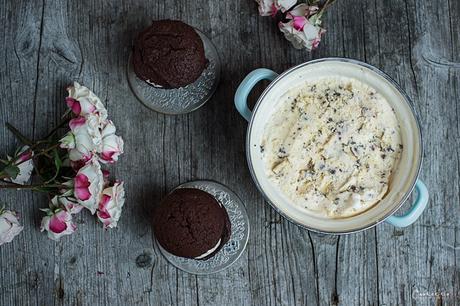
[245,57,424,234]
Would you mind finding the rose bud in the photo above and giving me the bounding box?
[6,146,34,185]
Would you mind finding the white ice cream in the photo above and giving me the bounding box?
[261,77,402,218]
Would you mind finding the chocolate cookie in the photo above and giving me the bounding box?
[153,188,231,259]
[132,20,207,89]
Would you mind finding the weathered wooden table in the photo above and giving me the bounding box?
[1,0,459,305]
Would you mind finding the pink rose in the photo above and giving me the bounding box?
[73,160,104,214]
[278,3,325,50]
[97,181,125,228]
[40,209,76,241]
[59,115,102,164]
[6,146,34,185]
[0,209,23,245]
[98,121,124,164]
[256,0,297,16]
[66,82,107,120]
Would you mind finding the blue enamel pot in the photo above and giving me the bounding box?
[234,58,428,234]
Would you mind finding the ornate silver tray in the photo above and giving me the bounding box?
[127,29,221,115]
[155,180,250,275]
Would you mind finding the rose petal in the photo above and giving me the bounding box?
[69,117,87,130]
[40,209,76,241]
[67,82,107,120]
[71,160,104,214]
[0,210,23,245]
[257,0,275,16]
[18,150,32,163]
[292,16,307,31]
[275,0,297,12]
[66,97,81,115]
[75,174,91,201]
[96,182,125,228]
[98,194,112,219]
[100,151,116,162]
[7,146,34,185]
[49,214,67,234]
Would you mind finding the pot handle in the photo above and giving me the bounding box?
[385,179,429,228]
[234,68,278,122]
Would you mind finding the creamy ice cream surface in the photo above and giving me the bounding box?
[261,77,403,218]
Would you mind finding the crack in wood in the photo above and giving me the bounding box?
[307,232,320,306]
[404,0,420,97]
[31,0,45,141]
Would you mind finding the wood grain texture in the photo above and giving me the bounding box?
[0,0,458,305]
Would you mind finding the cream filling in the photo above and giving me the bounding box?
[194,238,222,259]
[145,79,164,88]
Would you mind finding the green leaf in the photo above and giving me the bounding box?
[3,165,19,179]
[44,148,62,183]
[54,148,62,169]
[39,207,53,215]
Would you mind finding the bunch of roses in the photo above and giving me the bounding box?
[0,82,125,245]
[255,0,335,51]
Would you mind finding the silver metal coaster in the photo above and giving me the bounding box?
[127,29,221,115]
[155,180,250,275]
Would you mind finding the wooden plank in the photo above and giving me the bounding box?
[305,1,372,305]
[0,1,58,306]
[325,1,381,306]
[233,1,321,305]
[184,0,319,304]
[52,1,182,305]
[373,0,423,304]
[331,1,381,305]
[183,0,253,304]
[375,0,460,305]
